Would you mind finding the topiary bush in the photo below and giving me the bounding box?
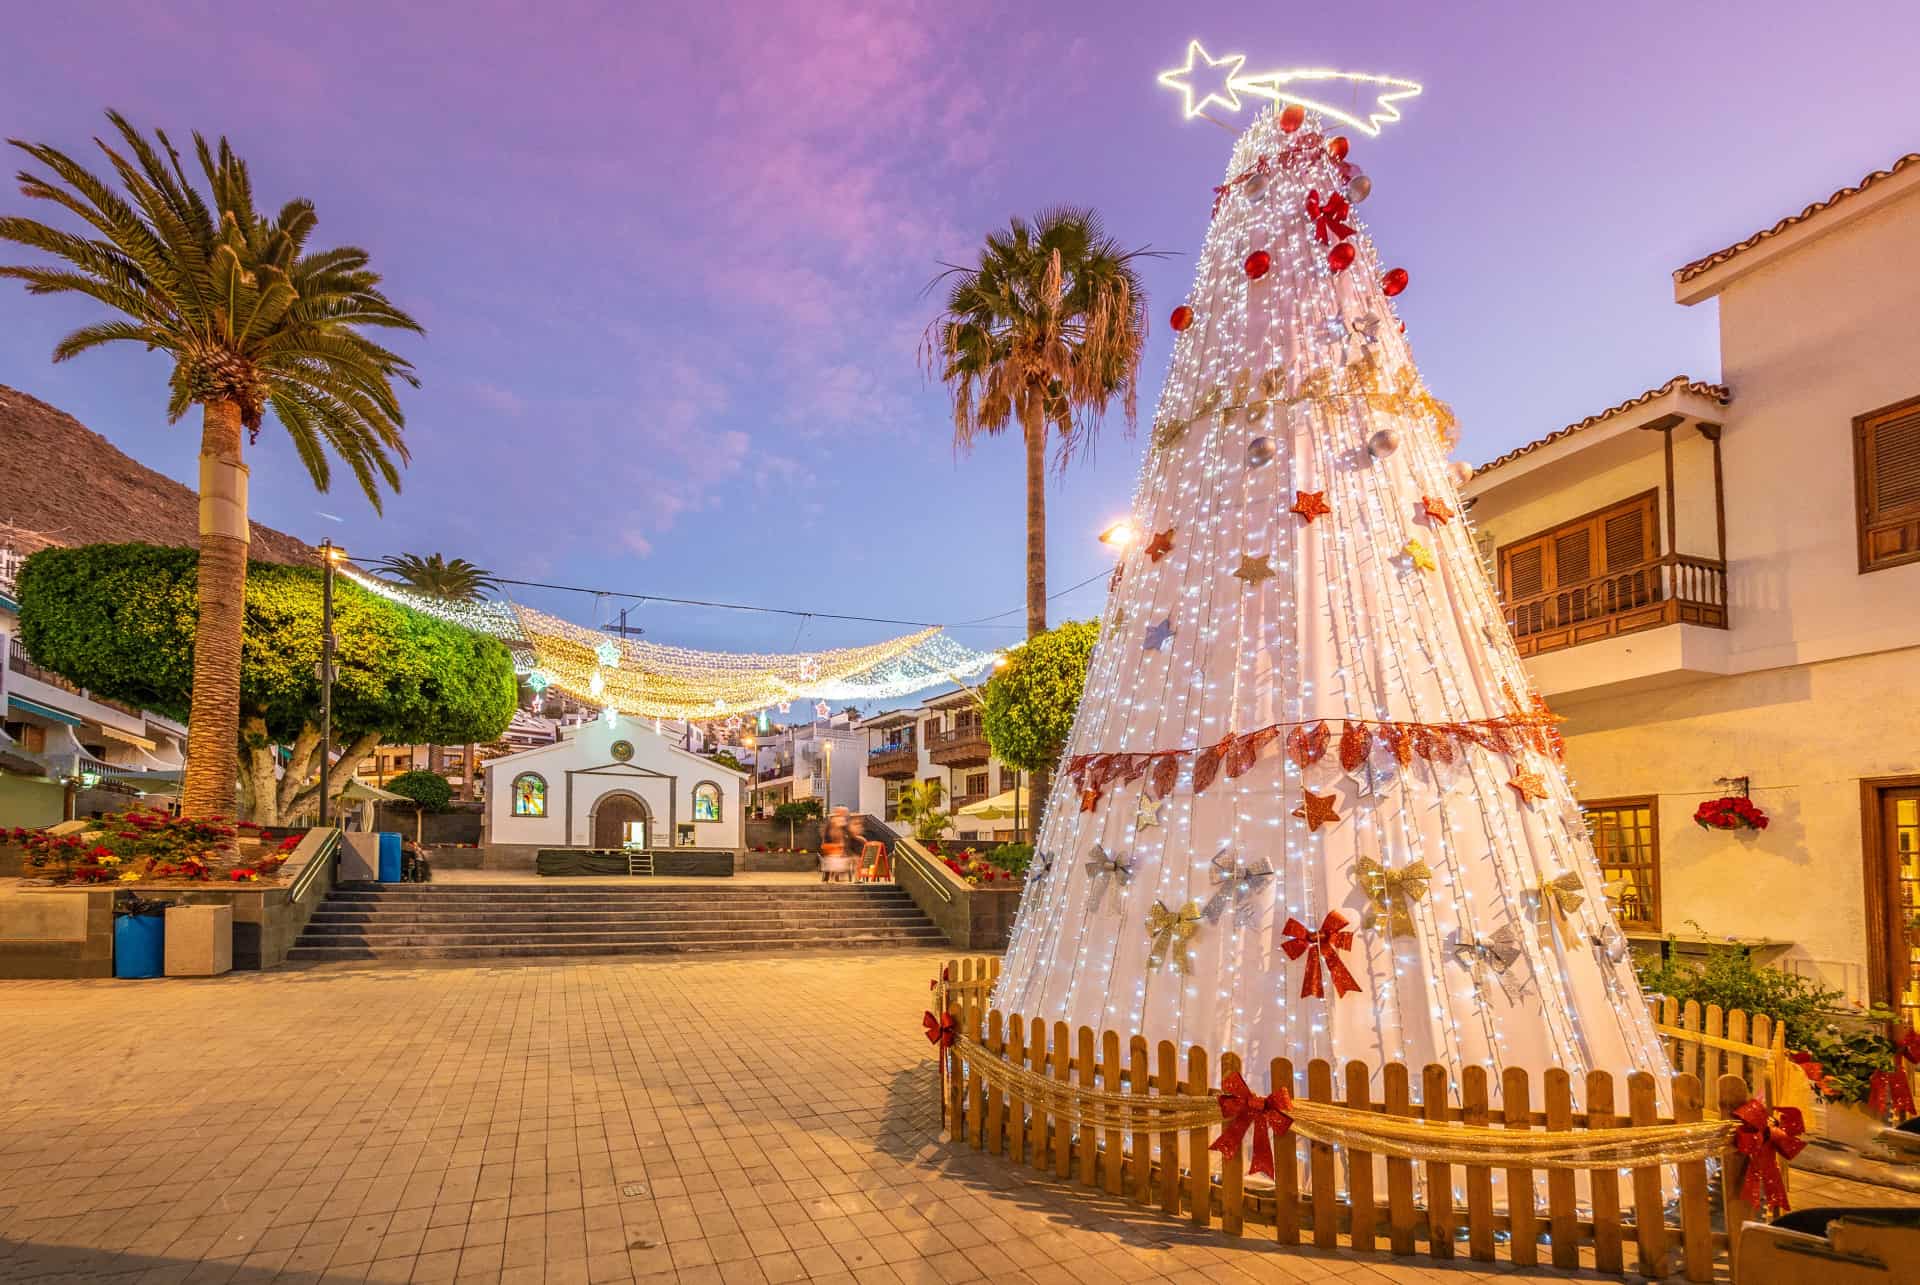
[386,770,453,812]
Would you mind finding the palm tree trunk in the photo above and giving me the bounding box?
[460,743,476,800]
[180,399,247,819]
[1020,394,1051,838]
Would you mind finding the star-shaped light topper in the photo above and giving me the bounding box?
[1156,40,1424,136]
[1157,41,1247,120]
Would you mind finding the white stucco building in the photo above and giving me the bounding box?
[480,715,745,857]
[859,691,1026,845]
[1463,152,1920,1027]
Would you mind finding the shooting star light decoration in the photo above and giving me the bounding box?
[1158,40,1422,136]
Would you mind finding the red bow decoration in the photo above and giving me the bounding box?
[1869,1068,1916,1119]
[1280,912,1361,999]
[1786,1049,1836,1100]
[1896,1026,1920,1065]
[1732,1099,1806,1215]
[1306,190,1354,244]
[1209,1071,1294,1178]
[922,1011,957,1048]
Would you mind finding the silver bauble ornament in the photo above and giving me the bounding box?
[1245,436,1276,469]
[1347,172,1372,203]
[1448,459,1475,487]
[1244,173,1267,200]
[1366,428,1401,459]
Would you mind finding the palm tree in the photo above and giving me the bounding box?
[0,113,421,819]
[925,206,1153,829]
[376,551,499,797]
[374,552,499,601]
[894,779,953,845]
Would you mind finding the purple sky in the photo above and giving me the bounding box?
[2,0,1915,660]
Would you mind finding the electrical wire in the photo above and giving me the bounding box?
[345,556,1111,632]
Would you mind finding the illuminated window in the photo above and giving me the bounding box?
[511,773,547,818]
[692,782,721,822]
[1583,798,1659,932]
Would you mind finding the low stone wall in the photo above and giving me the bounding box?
[741,850,819,874]
[892,838,1023,950]
[373,802,483,845]
[0,828,338,975]
[746,818,822,852]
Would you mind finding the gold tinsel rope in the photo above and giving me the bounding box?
[946,1035,1737,1170]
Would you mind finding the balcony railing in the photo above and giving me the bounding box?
[951,791,988,809]
[868,743,918,778]
[8,637,83,696]
[1505,553,1727,658]
[927,724,991,767]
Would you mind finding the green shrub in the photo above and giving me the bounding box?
[985,842,1033,878]
[386,770,452,812]
[1637,940,1898,1104]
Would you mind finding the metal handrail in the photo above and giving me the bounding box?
[286,828,340,904]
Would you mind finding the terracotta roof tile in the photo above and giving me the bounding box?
[1473,376,1729,478]
[1674,153,1920,284]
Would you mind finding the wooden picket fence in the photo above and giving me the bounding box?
[936,957,1773,1281]
[1652,997,1814,1117]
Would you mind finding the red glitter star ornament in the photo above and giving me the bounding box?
[1505,770,1549,803]
[1421,496,1454,524]
[1291,789,1342,832]
[1290,491,1331,523]
[1145,528,1175,562]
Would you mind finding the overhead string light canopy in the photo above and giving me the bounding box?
[336,565,1000,720]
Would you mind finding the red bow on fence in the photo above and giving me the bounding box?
[1869,1068,1916,1118]
[1305,189,1354,244]
[1208,1071,1294,1178]
[1732,1099,1806,1215]
[1280,912,1361,999]
[1896,1026,1920,1066]
[923,1011,957,1048]
[1786,1050,1835,1099]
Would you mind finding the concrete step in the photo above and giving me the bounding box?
[301,913,936,934]
[291,926,948,949]
[285,933,945,961]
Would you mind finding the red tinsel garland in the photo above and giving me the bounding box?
[1065,697,1563,799]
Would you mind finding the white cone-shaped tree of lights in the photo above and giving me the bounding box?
[992,105,1669,1092]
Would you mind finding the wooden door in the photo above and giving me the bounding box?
[1871,787,1920,1031]
[593,794,647,850]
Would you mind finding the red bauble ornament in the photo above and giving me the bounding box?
[1381,267,1410,297]
[1278,103,1306,133]
[1170,305,1194,332]
[1327,135,1350,161]
[1244,250,1272,280]
[1327,242,1356,273]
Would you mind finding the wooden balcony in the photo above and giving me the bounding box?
[1506,554,1727,658]
[927,725,991,767]
[867,743,918,779]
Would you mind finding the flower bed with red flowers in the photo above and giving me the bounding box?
[6,812,299,885]
[940,847,1013,886]
[1693,795,1769,831]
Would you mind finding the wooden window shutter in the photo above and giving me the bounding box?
[1505,544,1545,598]
[1857,397,1920,571]
[1603,505,1647,572]
[1555,528,1592,585]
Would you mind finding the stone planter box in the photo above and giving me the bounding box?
[892,839,1023,950]
[164,904,233,977]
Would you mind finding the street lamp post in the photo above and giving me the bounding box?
[317,541,346,829]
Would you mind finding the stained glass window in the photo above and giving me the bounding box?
[692,782,721,822]
[512,773,547,818]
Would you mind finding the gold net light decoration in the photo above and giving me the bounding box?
[991,53,1671,1104]
[339,566,1000,720]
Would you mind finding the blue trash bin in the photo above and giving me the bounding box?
[114,914,165,978]
[377,831,403,883]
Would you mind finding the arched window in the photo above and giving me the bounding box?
[692,781,722,823]
[511,773,547,818]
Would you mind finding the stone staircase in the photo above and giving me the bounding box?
[286,881,947,961]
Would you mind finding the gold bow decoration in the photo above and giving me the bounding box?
[1146,900,1203,975]
[1533,871,1584,938]
[1356,856,1431,938]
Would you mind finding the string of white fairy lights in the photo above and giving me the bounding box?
[336,564,1001,722]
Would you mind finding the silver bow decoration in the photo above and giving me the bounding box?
[1590,924,1631,999]
[1084,844,1134,911]
[1200,849,1274,926]
[1448,923,1532,1005]
[1027,850,1054,883]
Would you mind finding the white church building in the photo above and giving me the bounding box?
[480,716,746,867]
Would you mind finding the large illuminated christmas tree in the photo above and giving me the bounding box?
[993,53,1669,1088]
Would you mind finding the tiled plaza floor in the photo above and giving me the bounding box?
[0,950,1911,1284]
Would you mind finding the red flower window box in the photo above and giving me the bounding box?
[1693,795,1769,831]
